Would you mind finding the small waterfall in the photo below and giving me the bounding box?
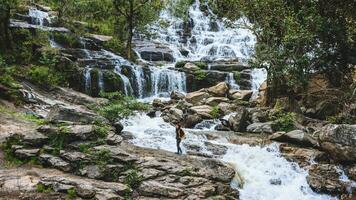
[29,8,51,26]
[84,67,92,94]
[150,67,187,97]
[251,68,267,91]
[98,70,104,91]
[226,72,240,90]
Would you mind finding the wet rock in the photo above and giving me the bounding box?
[229,90,253,101]
[106,132,123,145]
[228,107,249,132]
[120,131,135,140]
[185,90,210,104]
[182,114,203,128]
[152,99,164,107]
[246,122,275,134]
[208,61,249,72]
[113,121,124,134]
[279,145,329,167]
[170,91,185,100]
[205,97,229,106]
[183,62,200,71]
[217,102,235,115]
[269,130,318,147]
[46,104,107,124]
[204,141,228,155]
[190,105,214,119]
[307,164,347,195]
[207,82,229,97]
[39,154,72,172]
[346,165,356,181]
[269,178,282,185]
[135,40,174,62]
[319,124,356,163]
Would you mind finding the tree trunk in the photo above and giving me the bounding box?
[126,0,134,60]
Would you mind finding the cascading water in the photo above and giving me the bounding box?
[122,113,338,200]
[227,72,240,90]
[29,8,51,26]
[150,67,187,97]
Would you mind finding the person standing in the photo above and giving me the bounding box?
[175,123,185,154]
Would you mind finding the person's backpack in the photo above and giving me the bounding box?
[179,129,185,139]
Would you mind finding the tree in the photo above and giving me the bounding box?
[0,0,18,49]
[212,0,355,104]
[113,0,163,60]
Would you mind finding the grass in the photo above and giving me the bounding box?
[66,188,77,199]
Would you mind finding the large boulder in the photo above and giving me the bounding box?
[246,122,275,134]
[185,91,210,105]
[207,82,229,97]
[170,91,185,100]
[135,40,174,62]
[319,124,356,163]
[46,104,108,124]
[229,90,253,101]
[228,107,249,132]
[205,97,229,106]
[269,130,318,147]
[183,62,200,71]
[189,105,214,119]
[182,114,203,128]
[162,107,184,124]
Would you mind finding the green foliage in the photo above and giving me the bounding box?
[270,112,296,132]
[36,183,53,193]
[103,37,126,57]
[178,168,192,176]
[167,0,195,21]
[124,169,142,189]
[48,132,66,156]
[0,135,24,167]
[98,91,150,121]
[209,106,220,118]
[175,61,187,68]
[91,149,113,167]
[194,69,208,80]
[94,125,110,138]
[66,188,77,199]
[234,71,241,81]
[22,114,46,125]
[51,33,81,48]
[175,61,207,69]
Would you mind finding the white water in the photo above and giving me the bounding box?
[152,0,256,62]
[227,72,240,90]
[29,8,51,26]
[122,113,337,200]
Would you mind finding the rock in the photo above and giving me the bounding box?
[250,108,269,123]
[217,102,235,115]
[228,107,249,132]
[65,125,97,140]
[269,130,318,147]
[89,34,113,42]
[106,132,123,145]
[170,91,185,100]
[346,165,356,181]
[22,131,48,147]
[279,145,329,167]
[79,165,103,179]
[246,122,275,134]
[319,124,356,163]
[205,97,229,106]
[229,90,253,101]
[120,131,135,140]
[39,154,72,172]
[208,61,249,72]
[113,121,124,134]
[204,142,228,155]
[138,180,185,198]
[60,151,87,163]
[315,100,340,119]
[182,114,203,128]
[183,62,201,71]
[162,107,184,124]
[14,148,39,159]
[46,104,107,124]
[307,164,347,195]
[53,87,108,106]
[185,91,210,105]
[190,105,214,119]
[152,99,164,107]
[135,40,174,62]
[207,82,229,97]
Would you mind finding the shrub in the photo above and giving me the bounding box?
[27,66,61,86]
[98,91,150,121]
[124,169,142,189]
[234,71,241,81]
[67,188,77,199]
[271,112,296,132]
[194,69,208,80]
[91,149,113,167]
[36,183,53,193]
[175,61,187,68]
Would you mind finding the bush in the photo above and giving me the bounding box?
[124,169,142,189]
[36,183,53,193]
[67,188,77,199]
[194,69,208,80]
[270,112,296,132]
[175,61,187,68]
[98,91,150,121]
[27,66,61,86]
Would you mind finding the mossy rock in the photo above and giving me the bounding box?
[103,71,123,93]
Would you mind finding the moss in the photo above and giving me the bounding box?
[103,71,123,93]
[209,106,220,118]
[194,69,208,80]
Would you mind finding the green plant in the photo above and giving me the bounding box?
[124,169,142,189]
[22,114,46,125]
[194,69,208,80]
[48,133,66,155]
[36,183,53,193]
[66,188,77,199]
[209,106,220,118]
[27,66,61,86]
[271,112,296,132]
[175,61,187,68]
[178,168,192,176]
[234,71,241,81]
[94,125,110,138]
[0,135,24,167]
[91,149,113,167]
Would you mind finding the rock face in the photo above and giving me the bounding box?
[319,124,356,163]
[207,82,229,97]
[190,105,214,119]
[134,40,174,62]
[228,107,249,132]
[246,122,275,134]
[269,130,318,147]
[185,90,210,104]
[307,164,347,195]
[229,90,253,101]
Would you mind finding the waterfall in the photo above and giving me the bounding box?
[150,68,187,97]
[250,68,267,100]
[226,72,240,90]
[84,67,92,94]
[121,113,338,200]
[29,8,51,26]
